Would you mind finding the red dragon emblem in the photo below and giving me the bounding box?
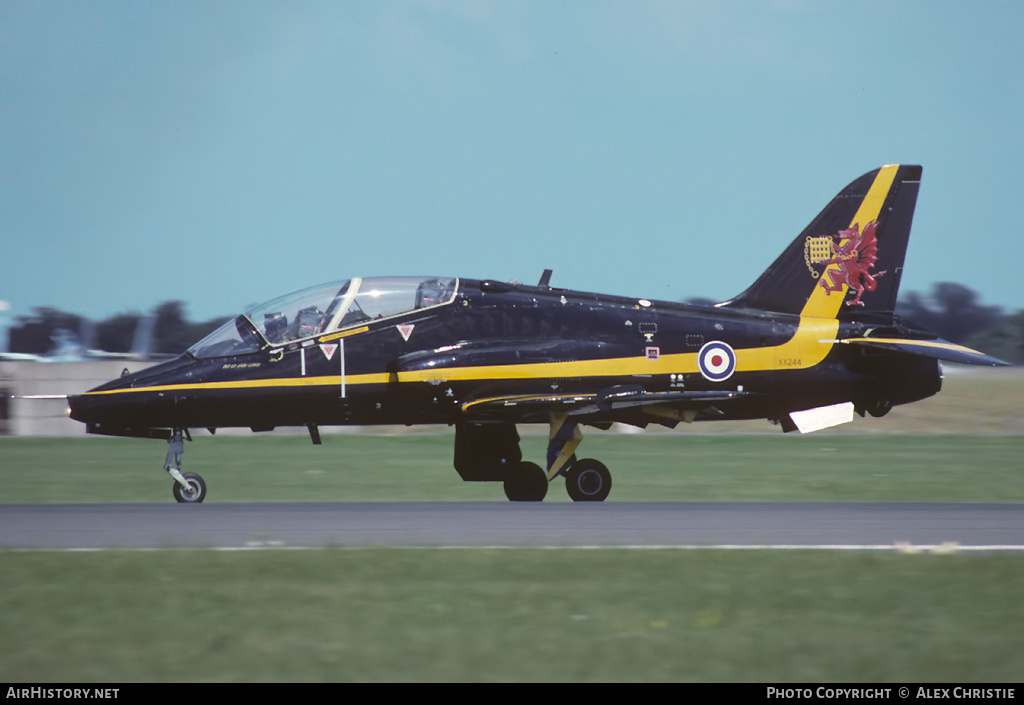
[805,221,886,307]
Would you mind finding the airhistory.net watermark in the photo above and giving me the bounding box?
[6,689,119,700]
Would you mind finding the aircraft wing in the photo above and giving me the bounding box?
[461,387,753,423]
[838,337,1010,366]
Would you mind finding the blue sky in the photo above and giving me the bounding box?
[2,1,1022,327]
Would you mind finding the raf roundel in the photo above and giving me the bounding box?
[698,340,737,382]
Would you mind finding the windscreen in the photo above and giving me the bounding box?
[186,316,264,358]
[246,280,350,345]
[187,277,456,358]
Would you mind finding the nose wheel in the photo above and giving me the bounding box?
[172,472,207,503]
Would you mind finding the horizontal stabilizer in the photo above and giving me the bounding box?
[839,337,1010,367]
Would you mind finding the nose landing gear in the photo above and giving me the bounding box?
[165,429,207,504]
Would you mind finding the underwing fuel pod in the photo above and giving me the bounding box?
[68,165,1008,503]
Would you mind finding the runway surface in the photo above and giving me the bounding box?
[2,502,1024,550]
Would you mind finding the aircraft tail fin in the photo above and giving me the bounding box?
[719,165,922,317]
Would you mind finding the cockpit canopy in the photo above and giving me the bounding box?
[188,276,458,358]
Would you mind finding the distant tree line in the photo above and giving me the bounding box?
[6,301,230,357]
[895,282,1023,364]
[895,283,1003,345]
[5,284,1022,364]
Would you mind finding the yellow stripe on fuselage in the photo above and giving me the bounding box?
[80,374,389,396]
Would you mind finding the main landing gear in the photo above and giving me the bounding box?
[503,455,612,502]
[505,414,614,502]
[564,458,612,502]
[546,414,612,502]
[503,461,549,502]
[165,428,207,504]
[457,415,613,502]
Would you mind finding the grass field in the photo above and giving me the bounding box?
[2,549,1024,682]
[0,433,1022,503]
[1,432,1022,504]
[2,369,1022,682]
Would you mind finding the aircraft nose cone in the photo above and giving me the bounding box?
[67,392,101,423]
[67,371,143,425]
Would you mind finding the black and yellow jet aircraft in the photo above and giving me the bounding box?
[68,165,1008,503]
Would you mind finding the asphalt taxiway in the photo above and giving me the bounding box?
[2,502,1024,550]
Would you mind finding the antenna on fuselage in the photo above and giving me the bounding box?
[538,269,553,288]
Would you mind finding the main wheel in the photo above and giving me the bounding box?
[503,461,548,502]
[565,459,612,502]
[172,472,207,504]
